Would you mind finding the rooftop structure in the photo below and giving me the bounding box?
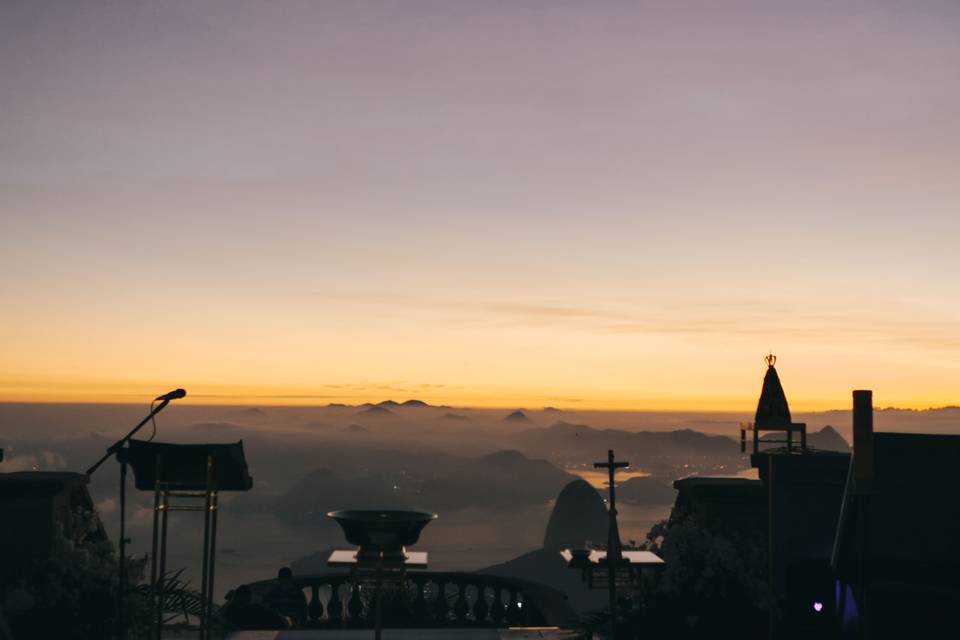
[740,354,808,454]
[832,390,960,637]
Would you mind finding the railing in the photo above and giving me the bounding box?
[740,421,807,454]
[242,571,578,630]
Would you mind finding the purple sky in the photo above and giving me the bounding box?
[2,1,960,408]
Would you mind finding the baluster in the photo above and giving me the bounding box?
[490,586,505,625]
[473,584,489,624]
[308,584,324,625]
[453,580,468,623]
[347,582,364,625]
[433,580,450,623]
[383,581,405,626]
[327,580,344,624]
[412,577,429,625]
[506,589,521,625]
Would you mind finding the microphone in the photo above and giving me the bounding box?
[155,388,187,402]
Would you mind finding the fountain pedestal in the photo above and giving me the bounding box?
[327,510,437,639]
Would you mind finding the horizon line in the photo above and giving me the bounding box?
[1,397,958,414]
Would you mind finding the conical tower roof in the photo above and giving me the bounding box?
[754,354,792,428]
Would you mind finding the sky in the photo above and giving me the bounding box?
[2,0,960,410]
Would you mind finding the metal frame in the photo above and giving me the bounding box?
[150,454,220,640]
[740,421,807,454]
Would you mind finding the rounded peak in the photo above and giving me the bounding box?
[503,410,532,423]
[556,477,598,498]
[543,479,608,550]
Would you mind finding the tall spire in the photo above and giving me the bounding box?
[754,353,792,428]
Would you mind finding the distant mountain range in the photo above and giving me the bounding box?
[502,410,532,423]
[273,448,574,527]
[334,399,436,409]
[759,424,849,451]
[617,476,677,505]
[512,421,741,477]
[510,421,849,479]
[357,405,394,416]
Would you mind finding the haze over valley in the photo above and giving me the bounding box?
[5,398,953,593]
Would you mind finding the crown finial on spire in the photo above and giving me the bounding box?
[765,353,777,367]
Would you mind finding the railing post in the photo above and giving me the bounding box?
[411,577,428,625]
[434,580,450,623]
[474,584,489,623]
[490,586,504,625]
[307,583,323,625]
[327,579,344,625]
[506,589,521,625]
[347,581,363,625]
[453,581,468,623]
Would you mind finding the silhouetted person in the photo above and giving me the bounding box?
[263,566,308,626]
[222,584,290,630]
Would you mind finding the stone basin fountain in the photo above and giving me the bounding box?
[327,509,436,563]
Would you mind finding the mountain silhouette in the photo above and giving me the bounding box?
[401,399,430,407]
[759,424,849,451]
[358,405,394,416]
[616,476,676,505]
[274,449,573,526]
[503,410,532,423]
[513,422,741,479]
[479,479,609,612]
[808,425,850,450]
[542,479,608,550]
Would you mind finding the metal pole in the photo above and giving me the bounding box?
[157,491,169,640]
[606,450,618,639]
[199,456,213,640]
[205,490,219,640]
[374,552,384,640]
[150,460,161,640]
[118,459,128,640]
[86,398,178,640]
[768,454,777,640]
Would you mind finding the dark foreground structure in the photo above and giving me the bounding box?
[0,471,107,578]
[832,397,960,637]
[673,360,960,639]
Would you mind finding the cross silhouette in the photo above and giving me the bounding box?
[594,449,629,560]
[594,449,629,636]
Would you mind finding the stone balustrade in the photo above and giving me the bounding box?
[242,571,577,630]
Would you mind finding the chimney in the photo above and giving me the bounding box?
[852,390,874,494]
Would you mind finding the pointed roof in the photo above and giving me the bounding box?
[754,354,792,428]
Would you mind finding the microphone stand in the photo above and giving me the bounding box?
[87,398,174,640]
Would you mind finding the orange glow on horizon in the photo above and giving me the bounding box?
[1,378,955,414]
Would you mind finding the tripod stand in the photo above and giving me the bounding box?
[87,390,185,640]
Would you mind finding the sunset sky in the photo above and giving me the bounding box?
[2,1,959,410]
